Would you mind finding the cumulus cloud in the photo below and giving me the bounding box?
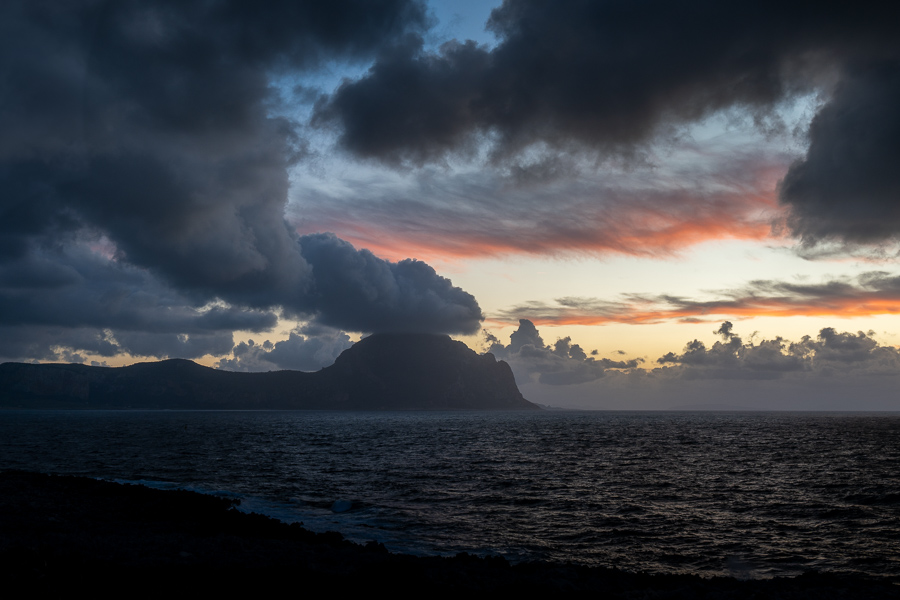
[296,233,482,334]
[216,324,352,372]
[499,320,900,409]
[656,322,900,380]
[656,321,806,380]
[487,319,642,385]
[0,0,484,363]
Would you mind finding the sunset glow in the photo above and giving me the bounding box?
[4,0,900,409]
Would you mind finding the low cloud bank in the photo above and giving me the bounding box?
[490,319,900,410]
[656,321,900,380]
[486,319,642,386]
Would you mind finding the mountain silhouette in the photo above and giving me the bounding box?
[0,333,537,410]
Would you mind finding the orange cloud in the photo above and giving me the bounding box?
[296,188,784,263]
[291,150,790,262]
[496,273,900,325]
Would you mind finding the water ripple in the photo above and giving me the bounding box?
[1,410,898,579]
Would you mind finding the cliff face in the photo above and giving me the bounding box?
[0,334,537,410]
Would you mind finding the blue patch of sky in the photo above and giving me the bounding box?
[427,0,501,48]
[267,0,501,124]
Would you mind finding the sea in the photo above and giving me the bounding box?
[1,410,898,581]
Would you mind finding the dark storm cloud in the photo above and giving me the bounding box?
[297,233,483,334]
[110,330,236,360]
[0,325,238,363]
[0,242,277,361]
[0,327,116,362]
[315,0,899,165]
[0,245,277,333]
[315,0,900,246]
[780,61,900,243]
[1,0,482,361]
[0,0,425,283]
[487,319,641,385]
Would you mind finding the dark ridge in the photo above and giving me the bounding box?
[1,471,895,597]
[0,333,537,410]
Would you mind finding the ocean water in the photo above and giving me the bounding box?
[1,410,898,580]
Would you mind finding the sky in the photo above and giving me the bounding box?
[3,0,900,409]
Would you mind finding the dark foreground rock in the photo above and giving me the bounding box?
[1,471,896,598]
[0,333,537,410]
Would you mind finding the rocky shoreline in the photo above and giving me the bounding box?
[1,471,895,597]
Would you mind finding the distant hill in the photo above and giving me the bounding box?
[0,333,537,410]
